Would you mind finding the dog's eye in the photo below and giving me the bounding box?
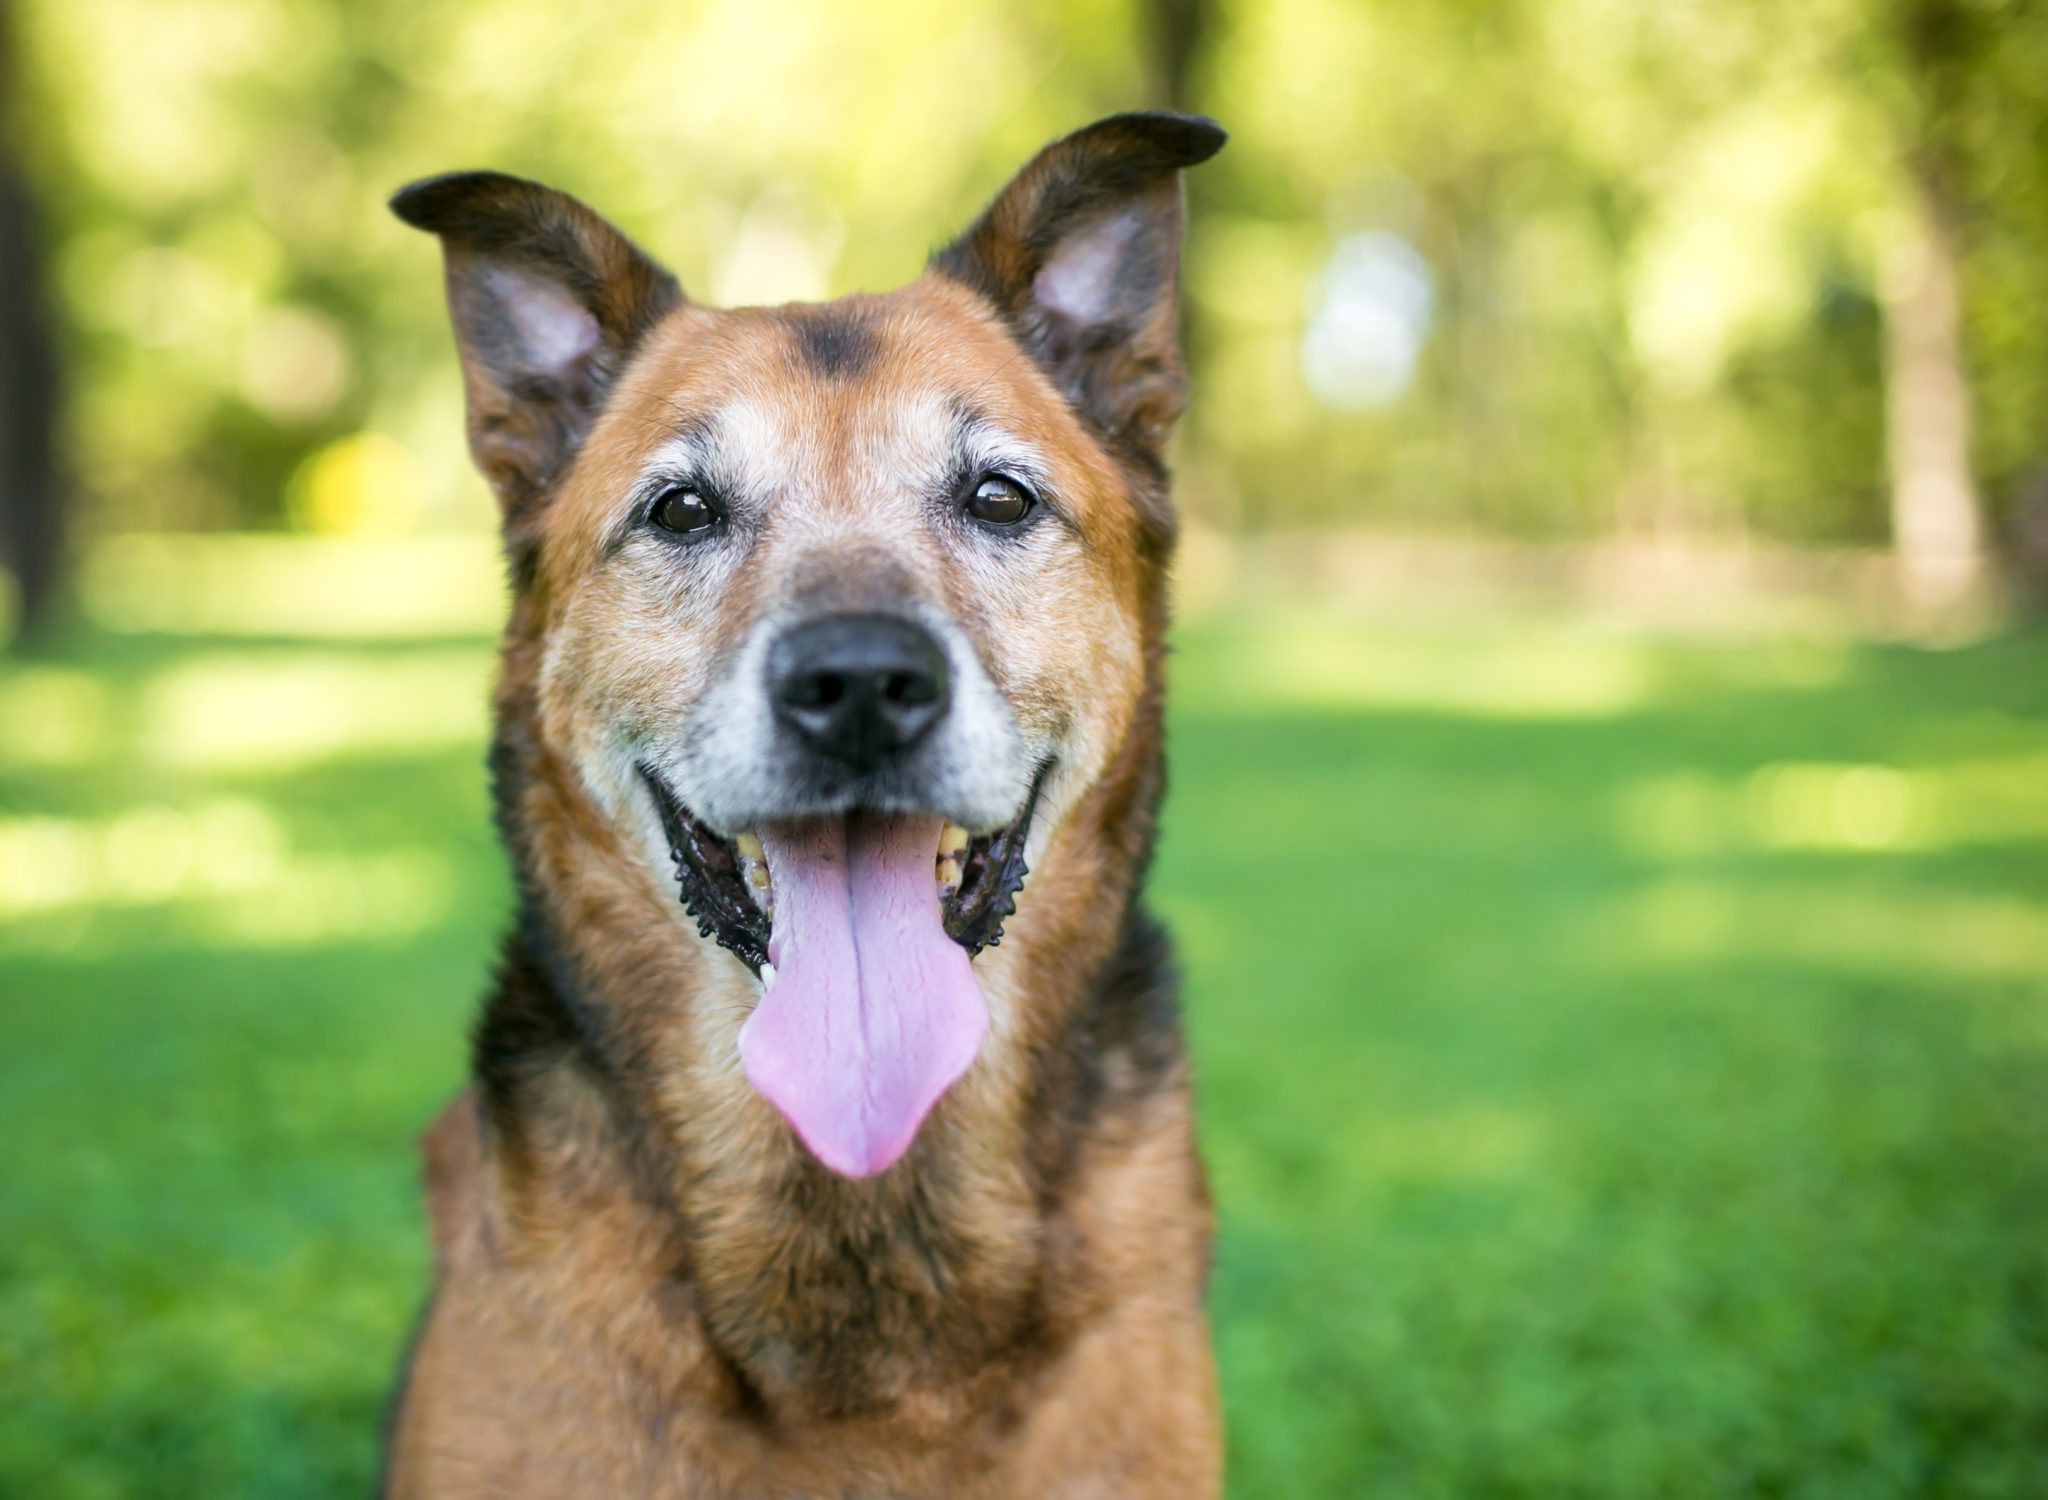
[650,486,719,536]
[965,474,1035,527]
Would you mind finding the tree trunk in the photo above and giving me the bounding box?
[0,0,62,638]
[1144,0,1208,111]
[1879,166,1982,610]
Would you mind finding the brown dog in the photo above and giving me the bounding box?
[379,112,1226,1498]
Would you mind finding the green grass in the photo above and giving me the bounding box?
[3,617,2046,1497]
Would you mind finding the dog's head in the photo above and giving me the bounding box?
[395,113,1223,1179]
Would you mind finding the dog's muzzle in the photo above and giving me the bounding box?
[642,606,1044,1178]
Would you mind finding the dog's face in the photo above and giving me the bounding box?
[554,284,1129,855]
[396,114,1223,1178]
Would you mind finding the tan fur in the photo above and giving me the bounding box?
[383,116,1223,1497]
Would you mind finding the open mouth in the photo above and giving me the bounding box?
[638,763,1046,1177]
[638,764,1043,977]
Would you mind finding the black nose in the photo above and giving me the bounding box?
[769,614,950,772]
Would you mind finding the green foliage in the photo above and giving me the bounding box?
[13,0,1150,534]
[11,0,2048,546]
[1185,0,2048,541]
[2,618,2045,1495]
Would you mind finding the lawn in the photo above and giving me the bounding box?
[2,612,2045,1497]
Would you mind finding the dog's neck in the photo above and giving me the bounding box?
[469,611,1178,1419]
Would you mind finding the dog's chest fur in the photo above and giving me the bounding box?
[387,902,1216,1496]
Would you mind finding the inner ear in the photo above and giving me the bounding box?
[1033,194,1173,330]
[472,263,603,377]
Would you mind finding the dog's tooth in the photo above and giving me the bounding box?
[936,856,962,888]
[748,865,771,889]
[938,823,970,856]
[735,831,763,860]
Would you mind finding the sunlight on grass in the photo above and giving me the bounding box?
[80,535,505,639]
[1172,616,1861,720]
[140,649,492,772]
[1618,752,2048,856]
[1609,876,2048,982]
[0,669,114,767]
[0,799,283,912]
[196,848,452,949]
[1178,617,1661,717]
[0,800,451,950]
[1359,1107,1546,1182]
[0,642,494,776]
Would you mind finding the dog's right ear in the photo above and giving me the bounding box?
[390,171,683,517]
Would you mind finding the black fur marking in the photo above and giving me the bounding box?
[784,304,880,380]
[1084,905,1184,1095]
[478,720,640,1147]
[1025,901,1206,1294]
[640,766,771,975]
[943,762,1050,954]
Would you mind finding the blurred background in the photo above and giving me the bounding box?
[1,0,2045,1495]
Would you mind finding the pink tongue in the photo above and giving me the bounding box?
[740,813,987,1177]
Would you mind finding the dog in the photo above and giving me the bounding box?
[378,111,1227,1498]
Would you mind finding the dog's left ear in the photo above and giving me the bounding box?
[931,111,1225,462]
[390,171,683,518]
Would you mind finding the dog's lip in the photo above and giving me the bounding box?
[641,768,772,974]
[638,762,1050,975]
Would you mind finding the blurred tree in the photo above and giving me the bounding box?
[1144,0,1209,110]
[0,0,61,635]
[9,0,2048,563]
[1180,0,2048,562]
[1879,148,1980,606]
[15,0,1153,539]
[1868,0,1995,604]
